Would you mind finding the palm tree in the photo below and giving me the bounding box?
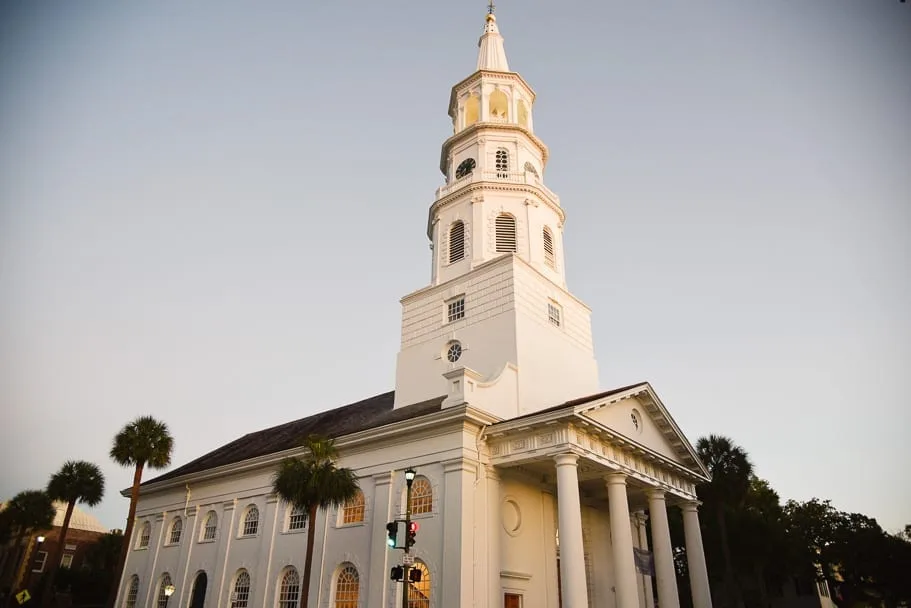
[272,435,360,608]
[696,434,753,608]
[42,461,105,608]
[0,490,55,592]
[105,416,173,608]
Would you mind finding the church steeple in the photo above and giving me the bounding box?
[477,5,509,72]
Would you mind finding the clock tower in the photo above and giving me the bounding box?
[393,8,599,418]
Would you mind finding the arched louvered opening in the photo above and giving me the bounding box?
[543,227,555,269]
[495,214,517,253]
[449,221,466,263]
[495,148,509,178]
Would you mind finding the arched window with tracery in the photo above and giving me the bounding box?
[342,490,365,524]
[407,561,431,608]
[489,89,508,120]
[448,221,466,263]
[137,522,151,549]
[334,563,360,608]
[495,214,517,253]
[168,517,182,545]
[155,574,173,608]
[232,570,251,608]
[123,575,139,608]
[543,226,555,269]
[201,511,217,541]
[495,148,509,178]
[241,505,259,537]
[409,477,433,515]
[277,567,300,608]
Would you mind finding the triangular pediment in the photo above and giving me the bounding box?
[576,384,708,478]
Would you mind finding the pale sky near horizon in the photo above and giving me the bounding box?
[1,1,909,534]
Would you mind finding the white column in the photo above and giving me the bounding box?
[554,453,588,608]
[442,458,477,608]
[681,501,713,608]
[636,512,656,608]
[487,467,502,607]
[606,473,639,608]
[367,472,393,608]
[647,490,680,608]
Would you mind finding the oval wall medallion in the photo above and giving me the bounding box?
[502,498,522,537]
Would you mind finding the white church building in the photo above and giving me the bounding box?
[116,8,715,608]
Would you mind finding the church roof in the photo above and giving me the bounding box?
[143,392,445,486]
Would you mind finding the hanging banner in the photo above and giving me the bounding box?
[633,548,655,576]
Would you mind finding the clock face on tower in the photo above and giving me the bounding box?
[455,158,476,179]
[447,341,463,363]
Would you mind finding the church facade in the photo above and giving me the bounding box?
[116,9,714,608]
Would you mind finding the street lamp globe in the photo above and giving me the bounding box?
[404,468,416,483]
[36,536,45,544]
[164,585,176,597]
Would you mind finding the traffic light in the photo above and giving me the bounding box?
[409,568,422,583]
[406,521,419,548]
[390,566,404,581]
[386,521,399,548]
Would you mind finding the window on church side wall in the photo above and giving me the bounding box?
[342,490,365,524]
[232,570,251,608]
[137,522,151,549]
[278,568,300,608]
[241,505,259,537]
[334,564,360,608]
[543,227,555,269]
[548,302,562,328]
[124,575,140,608]
[156,574,173,608]
[447,297,465,323]
[202,511,217,541]
[288,504,307,531]
[455,158,476,180]
[168,517,182,545]
[495,148,509,178]
[409,477,433,515]
[449,221,466,263]
[495,214,517,253]
[407,561,431,608]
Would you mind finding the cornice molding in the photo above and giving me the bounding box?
[439,122,549,173]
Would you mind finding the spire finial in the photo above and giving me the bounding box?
[487,0,495,15]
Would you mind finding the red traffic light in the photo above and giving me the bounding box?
[409,522,419,533]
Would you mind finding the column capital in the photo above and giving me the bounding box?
[634,510,649,526]
[680,499,702,513]
[553,452,579,467]
[605,471,628,486]
[645,488,667,501]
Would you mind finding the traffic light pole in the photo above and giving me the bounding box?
[402,470,414,608]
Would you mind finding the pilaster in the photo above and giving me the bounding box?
[442,458,478,608]
[367,472,394,608]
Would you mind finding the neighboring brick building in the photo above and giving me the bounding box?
[0,502,109,594]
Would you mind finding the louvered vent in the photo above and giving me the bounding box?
[495,214,517,253]
[449,221,466,263]
[543,227,555,268]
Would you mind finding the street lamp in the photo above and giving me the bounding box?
[163,584,176,608]
[402,468,416,608]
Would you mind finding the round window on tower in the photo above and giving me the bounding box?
[446,341,463,363]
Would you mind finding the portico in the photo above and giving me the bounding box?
[485,382,713,608]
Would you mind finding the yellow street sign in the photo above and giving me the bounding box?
[15,589,31,604]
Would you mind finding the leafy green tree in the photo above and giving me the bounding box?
[0,490,55,591]
[42,461,105,608]
[85,531,123,572]
[272,435,360,608]
[695,435,753,608]
[106,416,173,608]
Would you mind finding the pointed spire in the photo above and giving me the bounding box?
[477,2,509,72]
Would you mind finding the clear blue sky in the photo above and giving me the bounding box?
[1,1,909,533]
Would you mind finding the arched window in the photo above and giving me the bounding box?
[495,148,509,178]
[334,564,360,608]
[201,511,217,541]
[489,89,508,120]
[156,574,173,608]
[277,568,300,608]
[288,504,307,531]
[495,214,517,253]
[241,505,259,537]
[409,477,433,515]
[407,561,431,608]
[517,99,529,128]
[448,221,466,263]
[524,161,539,179]
[342,490,365,524]
[137,522,151,549]
[168,517,182,545]
[464,94,479,127]
[455,158,476,179]
[232,570,251,608]
[543,227,555,269]
[123,575,139,608]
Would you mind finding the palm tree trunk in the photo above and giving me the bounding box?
[301,505,318,608]
[3,530,26,608]
[716,504,743,608]
[105,463,143,608]
[42,501,75,608]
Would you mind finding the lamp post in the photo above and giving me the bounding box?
[163,585,175,608]
[402,467,416,608]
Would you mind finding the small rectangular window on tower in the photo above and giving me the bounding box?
[447,296,466,323]
[548,302,562,327]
